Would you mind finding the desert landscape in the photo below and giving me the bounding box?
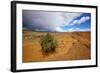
[22,30,91,63]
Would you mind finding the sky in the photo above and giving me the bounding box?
[23,10,91,32]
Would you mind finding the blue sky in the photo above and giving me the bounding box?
[23,10,91,32]
[62,13,91,32]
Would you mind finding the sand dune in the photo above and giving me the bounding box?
[22,31,91,63]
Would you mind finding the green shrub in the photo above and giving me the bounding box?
[40,33,58,55]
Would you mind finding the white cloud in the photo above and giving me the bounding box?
[70,16,90,25]
[67,28,90,32]
[53,27,90,32]
[61,13,82,26]
[55,27,66,32]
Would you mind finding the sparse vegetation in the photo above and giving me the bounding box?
[23,31,91,62]
[40,33,58,55]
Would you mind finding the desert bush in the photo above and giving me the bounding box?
[40,33,58,55]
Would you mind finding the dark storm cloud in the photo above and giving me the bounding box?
[22,10,82,32]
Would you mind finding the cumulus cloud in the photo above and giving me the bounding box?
[55,27,66,32]
[70,16,90,25]
[67,28,90,32]
[61,13,82,26]
[23,10,82,32]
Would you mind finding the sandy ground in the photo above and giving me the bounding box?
[22,31,91,63]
